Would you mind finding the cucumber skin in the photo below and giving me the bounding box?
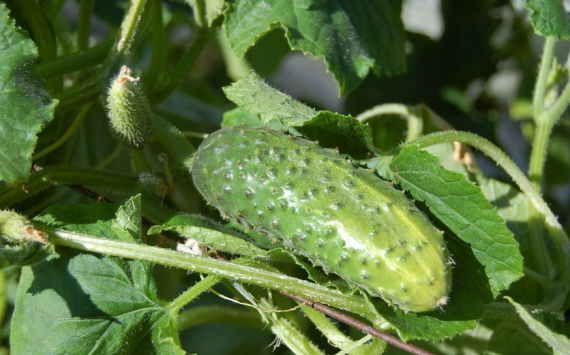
[192,126,451,312]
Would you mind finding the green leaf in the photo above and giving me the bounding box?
[297,111,374,158]
[390,145,524,297]
[223,71,317,125]
[224,0,406,94]
[486,321,553,355]
[223,71,374,156]
[366,234,493,341]
[11,202,183,355]
[525,0,570,39]
[149,213,272,259]
[477,177,541,304]
[112,195,143,242]
[0,4,58,182]
[506,297,570,355]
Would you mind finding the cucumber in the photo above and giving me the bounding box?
[191,126,451,312]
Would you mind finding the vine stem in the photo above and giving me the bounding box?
[166,276,220,314]
[532,37,556,121]
[42,228,372,317]
[36,41,113,78]
[142,0,166,90]
[529,79,570,190]
[32,103,94,160]
[94,143,124,169]
[526,36,570,307]
[77,0,96,51]
[355,103,423,141]
[404,131,570,309]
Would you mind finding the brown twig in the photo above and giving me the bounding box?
[278,292,434,355]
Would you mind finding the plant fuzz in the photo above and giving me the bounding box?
[106,65,152,149]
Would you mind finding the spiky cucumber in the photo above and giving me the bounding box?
[191,126,451,312]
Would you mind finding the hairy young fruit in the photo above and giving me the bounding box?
[106,65,152,149]
[191,126,452,312]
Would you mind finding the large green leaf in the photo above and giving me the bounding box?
[223,71,317,125]
[390,145,524,297]
[477,177,542,304]
[224,0,406,95]
[11,199,183,355]
[525,0,570,38]
[223,71,373,156]
[0,4,57,182]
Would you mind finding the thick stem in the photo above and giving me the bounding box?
[36,41,113,78]
[529,79,570,190]
[528,118,554,190]
[15,0,57,63]
[0,270,6,329]
[43,228,372,318]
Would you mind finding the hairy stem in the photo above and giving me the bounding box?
[42,228,372,318]
[355,103,424,141]
[33,103,94,160]
[36,41,113,78]
[532,37,556,121]
[528,118,554,190]
[167,276,220,314]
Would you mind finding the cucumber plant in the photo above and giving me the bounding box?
[1,1,569,355]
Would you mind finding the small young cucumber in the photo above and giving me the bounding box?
[191,126,451,312]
